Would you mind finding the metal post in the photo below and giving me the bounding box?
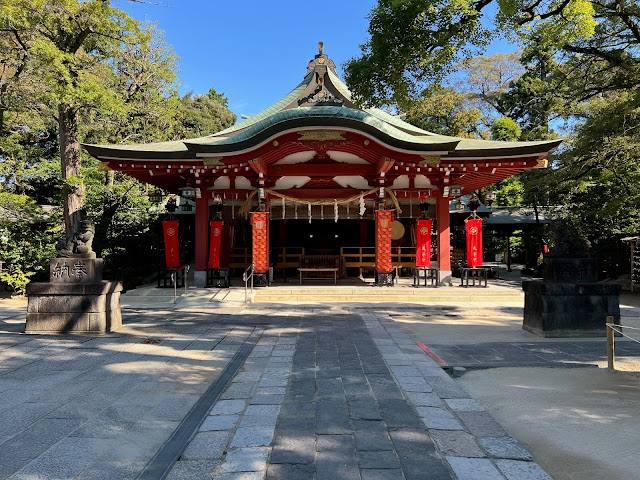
[606,316,615,370]
[171,272,177,304]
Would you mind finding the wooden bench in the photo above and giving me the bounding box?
[298,255,344,284]
[340,247,417,278]
[298,267,338,285]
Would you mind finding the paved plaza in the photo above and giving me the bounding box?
[0,290,555,480]
[1,280,639,480]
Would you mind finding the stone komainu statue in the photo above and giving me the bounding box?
[56,220,96,259]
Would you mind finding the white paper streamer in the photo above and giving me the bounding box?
[308,203,312,224]
[334,202,338,223]
[281,197,285,220]
[359,195,366,217]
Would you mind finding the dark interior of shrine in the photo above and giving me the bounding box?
[270,220,372,255]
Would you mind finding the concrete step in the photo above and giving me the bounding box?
[252,288,524,304]
[253,297,523,304]
[253,288,523,296]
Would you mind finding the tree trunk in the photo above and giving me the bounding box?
[59,104,84,239]
[106,169,115,188]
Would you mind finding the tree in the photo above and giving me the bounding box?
[175,88,237,139]
[0,0,148,239]
[490,117,520,141]
[0,193,58,294]
[402,86,485,137]
[455,52,523,121]
[0,2,238,293]
[345,0,597,107]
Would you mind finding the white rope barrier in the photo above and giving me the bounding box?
[606,318,640,370]
[606,323,640,344]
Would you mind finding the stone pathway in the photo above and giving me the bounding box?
[0,303,552,479]
[162,310,550,480]
[425,340,640,368]
[0,311,255,479]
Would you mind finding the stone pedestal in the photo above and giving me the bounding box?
[25,257,122,334]
[522,280,621,337]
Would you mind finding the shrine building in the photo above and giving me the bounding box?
[84,44,560,287]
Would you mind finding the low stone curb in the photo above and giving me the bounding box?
[365,311,552,480]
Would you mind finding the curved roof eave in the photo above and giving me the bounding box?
[82,47,562,162]
[81,139,195,160]
[183,107,461,154]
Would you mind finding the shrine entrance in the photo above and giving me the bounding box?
[84,44,560,289]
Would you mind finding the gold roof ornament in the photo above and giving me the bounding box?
[534,158,549,168]
[203,157,224,166]
[318,41,324,55]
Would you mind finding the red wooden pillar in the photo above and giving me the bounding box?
[194,195,209,286]
[436,195,451,282]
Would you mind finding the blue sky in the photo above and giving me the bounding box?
[116,0,513,119]
[116,0,377,117]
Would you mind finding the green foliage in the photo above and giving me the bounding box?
[403,86,486,137]
[345,0,597,107]
[0,1,237,294]
[493,176,525,206]
[0,194,58,294]
[175,88,237,139]
[455,52,524,123]
[0,266,33,296]
[491,117,521,141]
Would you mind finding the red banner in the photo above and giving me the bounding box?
[465,218,483,267]
[162,220,180,268]
[416,219,433,267]
[252,212,269,273]
[376,210,394,273]
[208,220,224,269]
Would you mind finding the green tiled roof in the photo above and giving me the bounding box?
[83,139,188,153]
[326,69,434,137]
[83,50,561,159]
[184,106,455,148]
[212,73,313,137]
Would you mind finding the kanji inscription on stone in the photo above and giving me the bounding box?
[50,257,103,283]
[52,262,71,279]
[73,261,88,279]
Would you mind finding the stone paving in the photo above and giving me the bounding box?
[0,300,552,480]
[424,340,640,368]
[163,309,551,480]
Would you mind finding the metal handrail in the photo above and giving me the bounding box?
[170,264,190,304]
[243,263,254,304]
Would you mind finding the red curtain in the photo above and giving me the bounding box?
[465,218,483,267]
[416,219,433,267]
[375,210,394,273]
[208,220,224,269]
[251,212,269,273]
[162,220,180,268]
